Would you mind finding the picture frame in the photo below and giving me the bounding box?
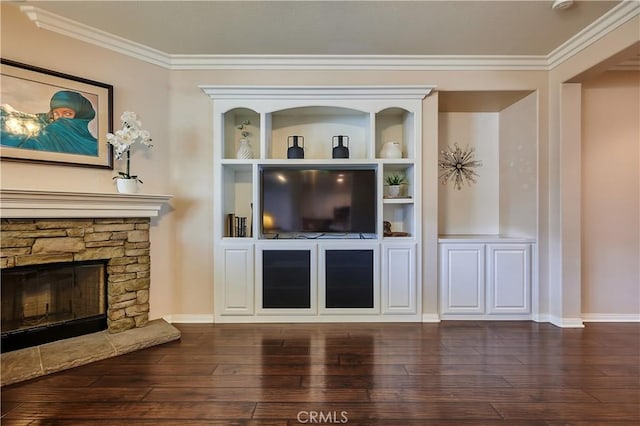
[0,58,113,169]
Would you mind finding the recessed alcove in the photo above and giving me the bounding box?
[437,91,538,321]
[438,90,537,239]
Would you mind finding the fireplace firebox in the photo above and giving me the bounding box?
[1,260,107,353]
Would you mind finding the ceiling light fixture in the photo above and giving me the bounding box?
[552,0,574,10]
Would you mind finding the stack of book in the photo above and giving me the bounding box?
[226,214,248,237]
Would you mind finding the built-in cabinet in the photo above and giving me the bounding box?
[437,90,538,321]
[203,86,432,322]
[439,238,533,319]
[206,87,539,323]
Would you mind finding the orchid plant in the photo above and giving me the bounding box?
[106,111,152,182]
[236,119,251,139]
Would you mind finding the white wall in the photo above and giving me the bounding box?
[581,71,640,318]
[547,16,640,325]
[171,70,548,320]
[499,93,538,238]
[438,112,500,235]
[0,4,176,320]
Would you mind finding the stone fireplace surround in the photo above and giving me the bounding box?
[0,189,179,386]
[2,216,152,333]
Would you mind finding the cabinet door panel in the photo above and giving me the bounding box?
[262,250,311,309]
[487,244,530,314]
[220,246,254,315]
[256,244,317,315]
[319,243,379,314]
[440,244,485,314]
[382,243,416,314]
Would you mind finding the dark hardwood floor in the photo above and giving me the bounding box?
[2,321,639,425]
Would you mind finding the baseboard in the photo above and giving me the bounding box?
[549,315,585,328]
[531,313,551,323]
[421,313,441,323]
[163,314,215,324]
[161,313,639,325]
[582,313,640,322]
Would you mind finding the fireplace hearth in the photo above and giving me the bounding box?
[1,260,108,353]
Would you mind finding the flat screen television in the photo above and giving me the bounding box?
[260,167,376,236]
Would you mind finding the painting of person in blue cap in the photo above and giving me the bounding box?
[1,90,99,156]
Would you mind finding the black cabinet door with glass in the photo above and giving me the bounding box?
[262,250,311,309]
[325,249,374,309]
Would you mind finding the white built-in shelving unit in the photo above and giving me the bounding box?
[201,86,433,322]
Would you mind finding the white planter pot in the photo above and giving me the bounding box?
[380,141,402,159]
[388,185,401,197]
[116,178,139,194]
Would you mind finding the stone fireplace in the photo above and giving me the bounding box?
[0,189,178,385]
[1,217,152,351]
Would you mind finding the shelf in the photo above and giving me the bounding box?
[220,159,256,169]
[383,197,414,204]
[257,159,377,168]
[379,158,414,165]
[438,234,536,243]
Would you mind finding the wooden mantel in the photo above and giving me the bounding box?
[0,189,172,218]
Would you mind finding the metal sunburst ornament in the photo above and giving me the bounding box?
[439,143,483,190]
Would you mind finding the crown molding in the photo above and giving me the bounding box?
[200,85,434,100]
[20,2,638,71]
[20,5,171,68]
[173,54,548,71]
[546,0,640,69]
[611,56,640,70]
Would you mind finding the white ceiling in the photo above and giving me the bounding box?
[23,0,622,57]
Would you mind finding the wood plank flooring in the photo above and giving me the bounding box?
[1,321,639,425]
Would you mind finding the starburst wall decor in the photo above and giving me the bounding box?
[439,143,483,190]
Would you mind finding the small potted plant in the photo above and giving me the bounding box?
[385,173,405,197]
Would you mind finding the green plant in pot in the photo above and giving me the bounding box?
[385,173,405,197]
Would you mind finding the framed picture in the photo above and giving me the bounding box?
[0,59,113,169]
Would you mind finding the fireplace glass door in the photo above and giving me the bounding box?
[1,260,107,352]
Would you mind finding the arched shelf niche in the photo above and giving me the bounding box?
[223,107,260,160]
[268,106,370,160]
[375,107,414,160]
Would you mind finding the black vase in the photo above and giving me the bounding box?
[287,136,304,159]
[332,135,349,159]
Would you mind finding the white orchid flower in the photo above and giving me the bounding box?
[106,111,153,180]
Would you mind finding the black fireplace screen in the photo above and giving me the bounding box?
[1,260,107,352]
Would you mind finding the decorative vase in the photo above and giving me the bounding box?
[332,135,349,159]
[380,141,402,159]
[287,135,304,159]
[116,178,138,194]
[388,185,401,198]
[236,138,254,159]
